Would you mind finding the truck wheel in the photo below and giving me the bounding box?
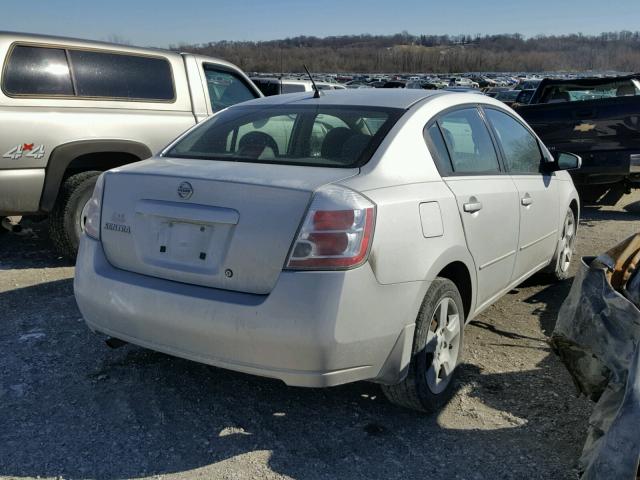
[382,278,465,412]
[49,171,101,259]
[546,207,576,281]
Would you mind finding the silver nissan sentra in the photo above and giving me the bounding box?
[74,89,580,411]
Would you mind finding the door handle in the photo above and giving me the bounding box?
[521,194,533,206]
[463,199,483,213]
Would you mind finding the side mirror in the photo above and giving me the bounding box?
[554,151,582,170]
[545,151,581,172]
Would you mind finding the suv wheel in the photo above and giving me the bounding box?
[382,277,465,412]
[49,171,101,259]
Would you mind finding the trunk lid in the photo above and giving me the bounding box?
[100,158,358,294]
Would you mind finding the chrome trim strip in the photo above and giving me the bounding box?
[519,230,558,251]
[479,250,516,270]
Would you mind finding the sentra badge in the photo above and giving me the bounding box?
[104,222,131,234]
[177,181,194,199]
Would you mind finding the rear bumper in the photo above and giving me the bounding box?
[74,236,424,387]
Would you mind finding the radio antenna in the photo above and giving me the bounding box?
[303,64,321,98]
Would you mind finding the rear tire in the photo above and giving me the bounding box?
[382,278,465,412]
[49,171,101,259]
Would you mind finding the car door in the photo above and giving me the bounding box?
[483,107,559,282]
[427,107,520,309]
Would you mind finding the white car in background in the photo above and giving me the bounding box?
[75,89,580,412]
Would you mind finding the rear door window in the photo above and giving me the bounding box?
[424,123,454,175]
[69,50,174,100]
[203,65,257,112]
[3,45,74,95]
[438,108,501,174]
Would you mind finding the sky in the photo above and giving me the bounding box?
[3,0,640,47]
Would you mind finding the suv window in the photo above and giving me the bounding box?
[69,50,174,100]
[485,109,542,174]
[4,46,74,95]
[438,108,500,174]
[203,65,256,112]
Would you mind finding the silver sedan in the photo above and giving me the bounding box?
[75,89,580,412]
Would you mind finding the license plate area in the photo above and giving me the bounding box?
[157,220,214,265]
[133,200,238,276]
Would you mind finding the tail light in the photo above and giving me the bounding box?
[82,173,105,240]
[286,185,375,270]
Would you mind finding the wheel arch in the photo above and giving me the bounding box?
[39,139,152,212]
[437,261,473,320]
[423,245,477,322]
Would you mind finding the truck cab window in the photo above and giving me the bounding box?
[203,66,256,112]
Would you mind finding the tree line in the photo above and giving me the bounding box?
[172,31,640,73]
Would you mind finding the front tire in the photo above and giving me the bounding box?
[547,207,576,281]
[382,278,465,412]
[49,171,101,259]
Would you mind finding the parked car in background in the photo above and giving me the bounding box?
[449,77,479,88]
[515,79,542,91]
[515,75,640,203]
[514,89,536,105]
[442,86,482,94]
[0,32,262,257]
[75,89,580,412]
[251,77,346,96]
[382,80,407,88]
[484,86,512,97]
[368,80,387,88]
[494,89,521,106]
[406,80,439,90]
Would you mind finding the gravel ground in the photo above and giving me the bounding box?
[2,192,640,480]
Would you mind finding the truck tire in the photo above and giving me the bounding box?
[382,278,465,412]
[49,171,101,259]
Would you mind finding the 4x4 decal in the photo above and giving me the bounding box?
[3,143,45,160]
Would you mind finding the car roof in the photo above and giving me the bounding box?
[231,88,446,110]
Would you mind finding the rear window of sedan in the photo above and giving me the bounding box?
[165,105,403,168]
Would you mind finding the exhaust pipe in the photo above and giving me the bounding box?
[105,337,127,349]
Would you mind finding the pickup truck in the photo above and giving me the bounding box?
[0,32,262,256]
[515,75,640,203]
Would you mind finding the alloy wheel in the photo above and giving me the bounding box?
[559,211,576,273]
[425,297,461,394]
